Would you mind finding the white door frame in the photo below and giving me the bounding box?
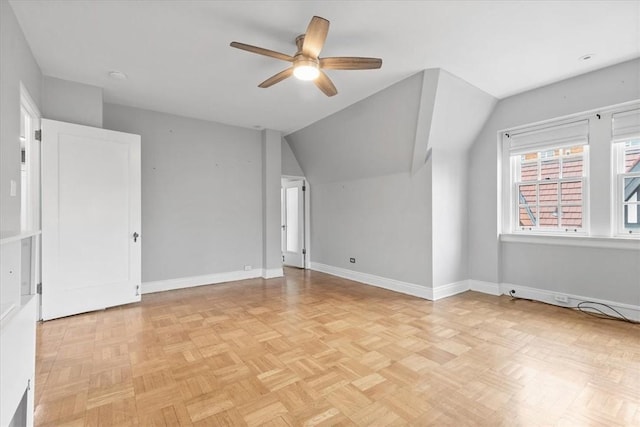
[281,175,311,269]
[20,83,42,305]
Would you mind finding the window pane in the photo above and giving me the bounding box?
[286,187,298,252]
[539,206,558,228]
[518,184,537,205]
[561,181,582,204]
[539,183,558,205]
[520,161,538,182]
[541,158,560,180]
[624,140,640,173]
[519,206,537,227]
[624,177,640,203]
[562,156,583,178]
[624,204,640,228]
[561,205,583,229]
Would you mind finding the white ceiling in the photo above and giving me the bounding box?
[9,1,640,134]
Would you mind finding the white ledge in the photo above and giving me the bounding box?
[500,233,640,250]
[0,230,41,245]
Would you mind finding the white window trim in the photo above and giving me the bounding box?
[613,140,640,236]
[511,148,589,235]
[499,99,640,246]
[500,233,640,250]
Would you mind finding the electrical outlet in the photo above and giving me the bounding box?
[349,258,356,263]
[554,294,569,303]
[244,265,252,271]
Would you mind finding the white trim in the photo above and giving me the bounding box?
[304,180,311,269]
[497,100,640,136]
[281,175,311,270]
[19,81,41,118]
[501,100,640,239]
[262,268,284,279]
[468,279,640,322]
[468,279,501,295]
[0,230,41,245]
[500,233,640,250]
[142,269,263,294]
[500,282,640,322]
[432,280,470,300]
[310,262,433,299]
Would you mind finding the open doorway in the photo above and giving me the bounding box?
[19,83,42,320]
[281,176,309,269]
[20,84,41,296]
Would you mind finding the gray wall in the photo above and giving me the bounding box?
[501,243,639,303]
[262,129,282,272]
[0,0,42,236]
[468,59,640,304]
[287,73,422,184]
[311,167,432,286]
[288,70,494,290]
[42,76,103,128]
[423,70,495,288]
[287,74,431,286]
[281,138,304,177]
[103,103,263,282]
[431,149,468,287]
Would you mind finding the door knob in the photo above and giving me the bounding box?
[133,232,139,242]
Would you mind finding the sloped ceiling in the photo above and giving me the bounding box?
[286,73,423,183]
[287,69,497,183]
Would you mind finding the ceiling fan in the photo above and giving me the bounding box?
[230,16,382,97]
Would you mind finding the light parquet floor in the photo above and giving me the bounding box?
[34,268,640,426]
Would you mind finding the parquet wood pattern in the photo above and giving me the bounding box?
[34,268,640,426]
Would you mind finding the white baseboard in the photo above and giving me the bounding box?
[262,268,284,279]
[142,269,263,294]
[432,280,470,300]
[466,279,640,322]
[499,282,640,322]
[310,262,437,300]
[468,279,501,296]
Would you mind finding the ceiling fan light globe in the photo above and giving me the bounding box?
[293,64,319,81]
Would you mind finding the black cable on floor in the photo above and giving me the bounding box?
[508,292,639,325]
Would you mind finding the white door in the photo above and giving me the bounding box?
[281,179,305,268]
[41,120,141,320]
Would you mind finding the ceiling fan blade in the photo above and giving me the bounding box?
[258,68,294,88]
[230,42,294,62]
[314,71,337,97]
[320,57,383,70]
[302,16,329,58]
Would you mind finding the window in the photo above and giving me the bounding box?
[612,108,640,236]
[514,145,587,232]
[507,120,589,234]
[502,102,640,241]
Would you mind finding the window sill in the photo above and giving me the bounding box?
[500,233,640,250]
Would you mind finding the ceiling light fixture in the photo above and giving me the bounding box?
[293,58,319,81]
[108,70,127,80]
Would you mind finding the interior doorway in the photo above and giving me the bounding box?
[281,176,309,269]
[20,83,41,302]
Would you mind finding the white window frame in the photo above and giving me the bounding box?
[500,100,640,246]
[613,139,640,236]
[511,145,589,235]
